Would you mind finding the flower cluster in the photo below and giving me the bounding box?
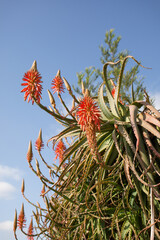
[21,61,43,104]
[76,95,101,132]
[51,70,64,94]
[17,204,26,230]
[27,218,34,240]
[54,140,66,165]
[76,95,101,162]
[35,129,44,152]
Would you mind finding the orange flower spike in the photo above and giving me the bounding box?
[27,218,34,240]
[54,140,66,164]
[21,61,43,104]
[51,70,65,94]
[17,203,26,230]
[76,92,101,162]
[27,141,33,163]
[35,129,44,152]
[76,95,101,132]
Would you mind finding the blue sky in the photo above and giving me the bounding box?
[0,0,160,239]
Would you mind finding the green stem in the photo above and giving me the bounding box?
[14,232,18,240]
[33,96,74,124]
[58,93,76,120]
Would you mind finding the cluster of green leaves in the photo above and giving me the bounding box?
[15,55,160,240]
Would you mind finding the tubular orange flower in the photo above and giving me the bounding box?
[17,203,26,230]
[21,61,43,104]
[27,218,34,240]
[35,129,44,152]
[54,140,66,165]
[76,95,101,163]
[51,70,64,94]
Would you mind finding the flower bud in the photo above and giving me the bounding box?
[13,209,17,233]
[62,77,71,92]
[35,159,41,176]
[84,89,90,97]
[56,69,61,77]
[27,141,33,163]
[71,99,75,112]
[21,179,25,194]
[47,89,55,105]
[30,60,37,71]
[81,80,85,95]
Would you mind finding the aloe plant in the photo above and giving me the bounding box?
[14,57,160,240]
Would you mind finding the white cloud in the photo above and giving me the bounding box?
[0,181,16,199]
[0,221,13,231]
[0,165,22,181]
[152,92,160,110]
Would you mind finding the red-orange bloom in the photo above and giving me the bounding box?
[17,204,26,230]
[35,138,44,151]
[76,96,101,132]
[27,218,34,240]
[51,76,64,94]
[54,140,66,164]
[76,95,102,163]
[21,69,42,104]
[35,129,44,152]
[111,86,123,104]
[111,87,115,98]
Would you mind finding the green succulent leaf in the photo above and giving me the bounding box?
[98,83,114,120]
